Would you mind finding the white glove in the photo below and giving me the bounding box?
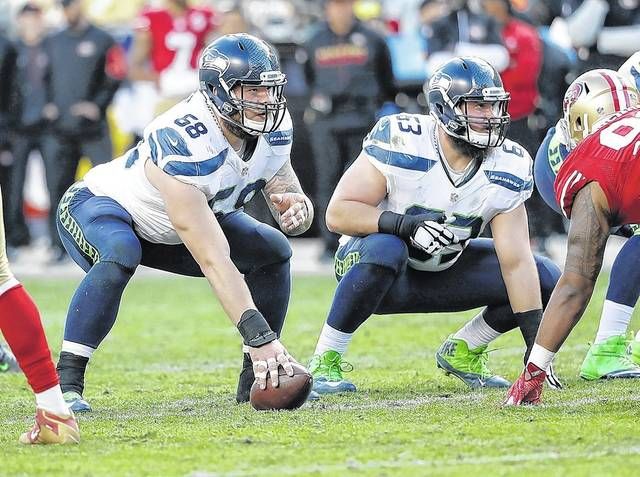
[410,221,459,256]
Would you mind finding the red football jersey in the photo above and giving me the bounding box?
[555,107,640,224]
[135,7,216,74]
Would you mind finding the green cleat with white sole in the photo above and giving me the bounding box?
[309,350,356,394]
[435,336,510,389]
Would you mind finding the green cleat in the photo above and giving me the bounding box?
[435,336,510,389]
[580,335,640,380]
[630,339,640,366]
[308,350,356,394]
[0,343,19,373]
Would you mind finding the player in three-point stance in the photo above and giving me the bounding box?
[533,64,640,382]
[506,74,640,405]
[307,57,561,395]
[55,34,313,412]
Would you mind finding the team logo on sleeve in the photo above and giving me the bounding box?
[200,49,229,73]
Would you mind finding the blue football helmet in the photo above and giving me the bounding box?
[426,57,510,148]
[199,34,287,136]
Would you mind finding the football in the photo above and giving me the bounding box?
[249,362,313,411]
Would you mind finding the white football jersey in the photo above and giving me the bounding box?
[83,91,292,244]
[355,113,533,272]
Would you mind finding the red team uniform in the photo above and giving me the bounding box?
[136,6,215,75]
[555,107,640,224]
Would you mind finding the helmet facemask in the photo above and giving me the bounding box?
[209,72,287,137]
[452,94,510,148]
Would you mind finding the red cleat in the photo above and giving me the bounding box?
[504,362,547,406]
[19,408,80,445]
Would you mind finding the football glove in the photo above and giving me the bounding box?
[410,220,459,255]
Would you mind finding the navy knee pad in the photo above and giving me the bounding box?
[253,223,292,266]
[535,255,561,303]
[344,233,408,275]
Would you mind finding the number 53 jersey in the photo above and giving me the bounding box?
[555,107,640,225]
[83,91,292,244]
[362,113,533,272]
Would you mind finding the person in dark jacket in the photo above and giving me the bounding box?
[0,33,16,219]
[302,0,396,260]
[43,0,127,261]
[5,3,49,249]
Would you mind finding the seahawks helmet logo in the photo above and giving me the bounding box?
[200,48,230,74]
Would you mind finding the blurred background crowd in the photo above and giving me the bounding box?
[0,0,638,266]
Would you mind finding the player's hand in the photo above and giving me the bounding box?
[503,363,546,406]
[410,220,459,255]
[42,103,59,121]
[270,193,310,232]
[248,339,295,390]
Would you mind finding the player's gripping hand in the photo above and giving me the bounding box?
[249,340,295,390]
[378,210,458,255]
[270,193,311,233]
[410,220,459,255]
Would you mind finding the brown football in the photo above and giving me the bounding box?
[249,362,313,411]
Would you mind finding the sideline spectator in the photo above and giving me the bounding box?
[6,3,48,249]
[43,0,126,261]
[0,32,15,220]
[302,0,396,261]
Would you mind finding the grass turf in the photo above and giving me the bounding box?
[1,275,639,476]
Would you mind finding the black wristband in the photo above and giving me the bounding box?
[237,309,277,348]
[378,211,403,236]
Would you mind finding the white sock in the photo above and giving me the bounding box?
[528,343,556,371]
[594,300,633,344]
[35,385,71,416]
[314,323,353,355]
[62,340,95,359]
[453,312,502,349]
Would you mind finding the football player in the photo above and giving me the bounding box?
[56,34,313,412]
[533,66,640,381]
[506,70,640,406]
[308,57,561,394]
[129,0,217,113]
[0,188,79,444]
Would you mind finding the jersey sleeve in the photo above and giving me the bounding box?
[362,115,437,186]
[143,119,226,198]
[487,141,534,214]
[265,109,293,157]
[533,127,566,214]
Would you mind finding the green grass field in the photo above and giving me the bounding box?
[2,274,640,477]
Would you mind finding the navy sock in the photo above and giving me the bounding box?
[63,261,134,349]
[327,263,396,333]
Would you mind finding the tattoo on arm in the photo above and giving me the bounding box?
[564,185,610,282]
[264,160,303,196]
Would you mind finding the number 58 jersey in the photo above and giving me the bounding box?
[361,113,534,271]
[83,91,292,244]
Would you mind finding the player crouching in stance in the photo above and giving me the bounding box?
[533,66,640,381]
[55,34,313,412]
[0,189,79,444]
[506,71,640,405]
[308,57,561,394]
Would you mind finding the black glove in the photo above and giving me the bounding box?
[378,210,446,240]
